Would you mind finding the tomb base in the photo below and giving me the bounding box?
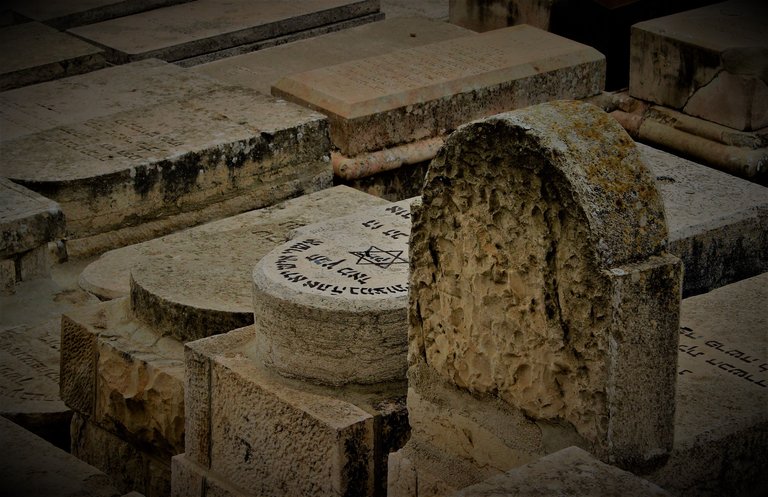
[179,325,409,497]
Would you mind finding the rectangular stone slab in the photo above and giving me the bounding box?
[193,16,475,95]
[629,0,768,131]
[68,0,381,63]
[0,86,331,241]
[5,0,194,29]
[272,24,605,156]
[639,143,768,296]
[0,178,64,257]
[648,272,768,496]
[0,22,106,91]
[0,59,225,141]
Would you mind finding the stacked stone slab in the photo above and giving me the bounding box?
[0,74,332,256]
[0,22,106,91]
[173,199,415,496]
[623,0,768,180]
[389,100,683,495]
[59,187,390,496]
[68,0,383,64]
[0,178,65,292]
[272,25,605,185]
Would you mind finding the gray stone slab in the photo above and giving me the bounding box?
[0,415,121,497]
[0,22,106,91]
[273,24,605,156]
[6,0,194,29]
[630,0,768,131]
[649,272,768,497]
[639,143,768,296]
[453,446,670,497]
[0,178,64,258]
[68,0,381,63]
[193,17,474,95]
[0,59,225,141]
[0,86,331,249]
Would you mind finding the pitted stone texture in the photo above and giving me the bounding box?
[1,86,330,243]
[0,59,226,142]
[410,101,680,468]
[0,416,121,497]
[0,22,106,91]
[62,299,185,456]
[182,325,408,497]
[639,143,768,296]
[6,0,193,29]
[0,178,64,258]
[630,0,768,131]
[68,0,381,63]
[105,187,388,342]
[252,200,414,385]
[71,413,171,497]
[649,272,768,497]
[194,17,474,95]
[453,446,670,497]
[273,24,604,156]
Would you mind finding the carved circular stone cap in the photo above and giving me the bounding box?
[251,200,414,386]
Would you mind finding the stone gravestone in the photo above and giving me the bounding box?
[174,200,416,497]
[0,22,106,91]
[392,100,682,495]
[68,0,382,64]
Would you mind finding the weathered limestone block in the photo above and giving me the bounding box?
[61,299,185,456]
[273,24,604,157]
[1,86,331,254]
[68,0,382,64]
[449,0,561,32]
[408,101,682,475]
[5,0,194,29]
[630,0,768,131]
[180,325,408,497]
[0,22,106,91]
[452,446,670,497]
[0,416,122,497]
[251,200,413,385]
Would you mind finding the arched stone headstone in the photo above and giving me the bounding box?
[408,100,682,470]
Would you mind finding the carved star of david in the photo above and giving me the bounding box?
[349,246,408,269]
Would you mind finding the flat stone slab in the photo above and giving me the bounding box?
[0,59,225,141]
[0,178,64,258]
[630,0,768,131]
[453,446,670,497]
[251,199,414,385]
[649,272,767,496]
[0,416,122,497]
[124,187,389,342]
[6,0,194,29]
[0,22,106,92]
[639,143,768,296]
[1,86,331,246]
[193,16,474,95]
[68,0,381,63]
[272,24,605,156]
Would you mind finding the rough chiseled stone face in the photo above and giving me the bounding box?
[409,100,679,466]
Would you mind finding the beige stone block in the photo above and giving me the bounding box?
[0,178,65,258]
[453,446,671,497]
[1,86,331,242]
[194,17,474,95]
[273,24,604,156]
[0,258,14,292]
[18,245,49,281]
[409,101,680,470]
[172,455,250,497]
[0,22,106,91]
[629,0,768,131]
[60,314,97,416]
[449,0,560,32]
[68,0,381,63]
